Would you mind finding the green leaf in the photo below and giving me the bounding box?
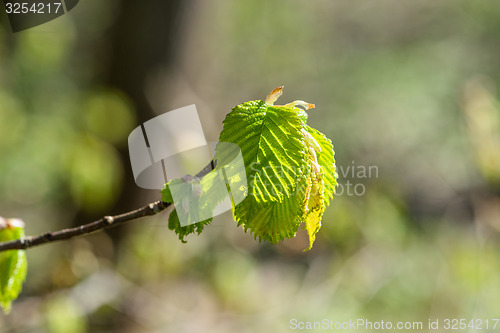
[216,100,310,242]
[166,209,212,243]
[217,101,307,202]
[162,169,229,242]
[300,146,327,250]
[299,126,337,249]
[161,87,338,250]
[232,169,310,243]
[162,177,212,242]
[0,218,28,314]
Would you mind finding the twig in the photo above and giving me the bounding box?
[0,201,170,251]
[0,160,216,252]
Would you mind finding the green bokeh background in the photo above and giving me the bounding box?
[1,0,500,332]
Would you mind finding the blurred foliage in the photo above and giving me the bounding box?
[0,219,27,314]
[45,295,87,333]
[1,0,500,332]
[462,78,500,186]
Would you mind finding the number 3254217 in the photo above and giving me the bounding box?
[443,319,499,330]
[5,2,62,14]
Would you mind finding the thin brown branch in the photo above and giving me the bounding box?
[0,160,216,252]
[0,201,170,251]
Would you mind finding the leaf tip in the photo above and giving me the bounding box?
[264,86,284,105]
[283,100,315,110]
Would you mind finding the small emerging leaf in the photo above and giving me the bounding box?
[0,217,28,313]
[305,126,337,203]
[162,169,228,242]
[264,86,283,105]
[301,149,326,250]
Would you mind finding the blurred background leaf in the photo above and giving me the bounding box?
[0,218,27,314]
